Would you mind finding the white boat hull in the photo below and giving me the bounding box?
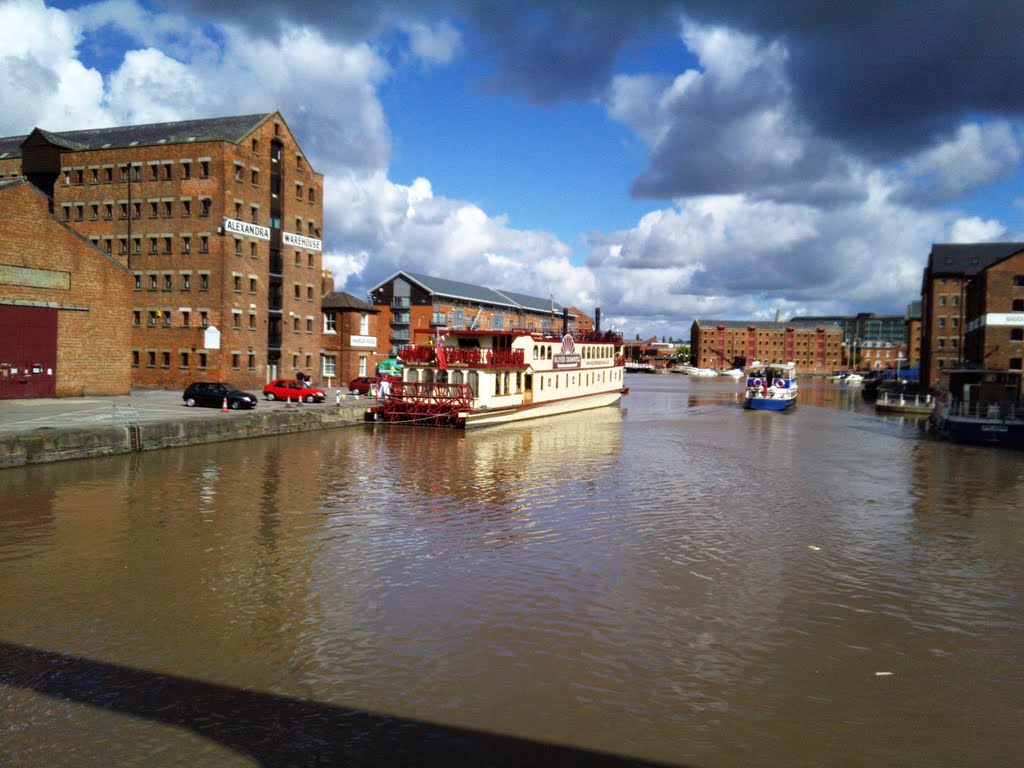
[460,389,624,428]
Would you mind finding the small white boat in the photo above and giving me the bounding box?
[689,367,719,377]
[719,368,744,378]
[744,364,798,411]
[841,373,864,386]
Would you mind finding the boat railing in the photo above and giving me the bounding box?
[950,400,1020,420]
[878,391,933,408]
[397,345,525,367]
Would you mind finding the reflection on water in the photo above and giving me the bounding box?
[1,375,1022,768]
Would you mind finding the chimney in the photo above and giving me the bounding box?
[595,307,601,333]
[774,308,781,323]
[562,307,569,336]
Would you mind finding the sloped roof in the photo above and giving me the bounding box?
[927,242,1024,275]
[0,114,272,158]
[381,271,563,313]
[321,291,377,312]
[693,319,843,332]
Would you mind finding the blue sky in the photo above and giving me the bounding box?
[4,1,1024,340]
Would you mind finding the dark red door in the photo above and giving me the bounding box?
[0,305,58,399]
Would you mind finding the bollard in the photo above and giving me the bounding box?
[336,391,341,405]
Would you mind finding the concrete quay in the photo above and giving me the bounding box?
[0,388,375,469]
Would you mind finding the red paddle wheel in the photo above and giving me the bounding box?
[375,382,475,427]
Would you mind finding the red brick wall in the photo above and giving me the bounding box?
[965,252,1024,370]
[691,323,842,374]
[0,182,133,396]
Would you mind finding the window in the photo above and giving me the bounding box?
[75,204,84,221]
[308,187,315,203]
[182,161,191,179]
[133,274,141,291]
[938,338,945,349]
[248,353,255,369]
[201,198,211,217]
[149,274,158,290]
[234,163,244,182]
[148,310,158,326]
[62,206,71,221]
[250,242,257,258]
[200,312,208,327]
[163,237,171,254]
[939,295,947,306]
[199,352,207,368]
[163,311,171,328]
[234,239,243,256]
[162,200,172,217]
[1014,300,1024,311]
[182,199,191,217]
[1011,358,1022,369]
[306,317,313,332]
[324,314,336,332]
[183,236,191,254]
[200,273,209,291]
[182,311,190,327]
[163,274,172,291]
[1013,329,1024,341]
[182,273,191,290]
[249,313,256,329]
[104,167,113,183]
[308,253,314,268]
[296,155,304,170]
[307,286,313,301]
[149,164,158,181]
[295,251,302,266]
[200,160,209,178]
[252,138,259,153]
[234,201,242,218]
[104,204,113,220]
[149,201,159,218]
[251,169,259,185]
[233,275,242,292]
[90,204,98,220]
[1015,276,1024,287]
[232,312,241,329]
[938,317,946,329]
[250,205,258,223]
[296,182,304,199]
[294,284,301,299]
[147,351,156,367]
[133,311,141,326]
[74,169,83,184]
[249,278,257,293]
[163,163,172,180]
[149,237,158,254]
[90,168,99,183]
[323,356,336,377]
[232,353,239,368]
[181,352,189,368]
[293,317,300,331]
[200,236,208,252]
[133,350,140,367]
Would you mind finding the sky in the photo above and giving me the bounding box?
[3,1,1024,340]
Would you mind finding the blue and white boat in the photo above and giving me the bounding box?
[744,363,798,411]
[931,369,1024,449]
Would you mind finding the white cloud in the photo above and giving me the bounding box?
[400,20,462,65]
[0,0,109,134]
[902,121,1023,203]
[948,216,1007,243]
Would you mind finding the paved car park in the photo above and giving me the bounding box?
[0,387,376,438]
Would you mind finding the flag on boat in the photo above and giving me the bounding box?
[435,329,447,371]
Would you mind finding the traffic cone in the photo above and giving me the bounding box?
[285,397,292,408]
[221,397,228,412]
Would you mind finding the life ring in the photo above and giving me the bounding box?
[774,378,785,388]
[751,378,763,387]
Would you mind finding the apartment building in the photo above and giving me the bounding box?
[367,271,579,359]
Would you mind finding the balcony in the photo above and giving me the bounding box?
[269,253,283,275]
[390,330,410,343]
[392,297,410,309]
[430,313,447,326]
[267,332,282,348]
[391,312,410,326]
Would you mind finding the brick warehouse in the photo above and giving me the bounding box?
[0,179,133,398]
[919,242,1024,390]
[320,284,382,388]
[690,319,844,374]
[0,112,324,392]
[962,247,1024,376]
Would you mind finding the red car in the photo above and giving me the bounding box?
[348,376,376,395]
[263,378,326,403]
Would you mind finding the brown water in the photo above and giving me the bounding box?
[1,376,1022,767]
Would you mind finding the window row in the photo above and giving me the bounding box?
[63,197,212,221]
[132,349,258,370]
[65,160,210,185]
[134,272,213,291]
[133,309,216,328]
[97,234,209,256]
[293,284,317,301]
